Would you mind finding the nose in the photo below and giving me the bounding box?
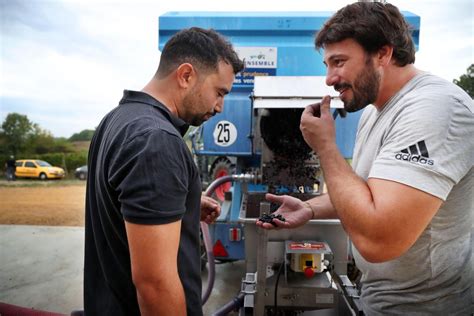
[325,68,339,87]
[214,99,224,114]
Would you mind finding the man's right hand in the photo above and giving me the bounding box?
[256,193,313,229]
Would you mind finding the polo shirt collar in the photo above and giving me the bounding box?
[120,90,189,136]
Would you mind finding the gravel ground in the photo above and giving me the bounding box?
[0,181,85,226]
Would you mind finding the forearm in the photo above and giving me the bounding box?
[136,276,187,316]
[305,193,338,219]
[300,100,439,263]
[317,144,381,255]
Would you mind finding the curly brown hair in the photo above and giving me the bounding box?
[315,2,415,67]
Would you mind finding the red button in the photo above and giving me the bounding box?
[304,267,315,278]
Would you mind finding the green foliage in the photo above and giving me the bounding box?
[69,129,95,142]
[17,151,88,174]
[0,132,7,154]
[64,151,88,172]
[0,153,11,175]
[0,113,89,175]
[453,64,474,98]
[1,113,33,155]
[52,137,75,153]
[25,123,55,154]
[30,153,65,168]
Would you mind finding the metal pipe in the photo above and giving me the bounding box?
[201,174,256,305]
[211,292,245,316]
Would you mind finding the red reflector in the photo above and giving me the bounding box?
[213,239,229,257]
[232,229,238,241]
[229,228,241,241]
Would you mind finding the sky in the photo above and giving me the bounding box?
[1,0,473,138]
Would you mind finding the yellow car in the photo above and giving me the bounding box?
[15,159,65,180]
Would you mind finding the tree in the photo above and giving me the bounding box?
[453,64,474,98]
[26,123,55,154]
[0,132,7,154]
[52,137,74,153]
[1,113,33,155]
[69,129,95,142]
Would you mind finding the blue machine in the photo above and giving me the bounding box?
[158,12,420,261]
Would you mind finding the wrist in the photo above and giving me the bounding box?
[316,141,338,157]
[304,201,316,219]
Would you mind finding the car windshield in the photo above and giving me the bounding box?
[36,160,52,167]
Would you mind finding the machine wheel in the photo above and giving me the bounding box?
[210,158,233,203]
[79,173,86,180]
[39,173,47,180]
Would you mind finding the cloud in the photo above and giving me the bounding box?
[0,0,161,137]
[395,0,473,79]
[1,0,109,58]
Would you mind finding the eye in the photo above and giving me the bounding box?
[334,59,345,67]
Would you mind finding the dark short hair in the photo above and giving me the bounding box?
[315,2,415,66]
[157,27,244,77]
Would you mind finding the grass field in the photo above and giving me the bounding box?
[0,180,86,226]
[0,178,84,187]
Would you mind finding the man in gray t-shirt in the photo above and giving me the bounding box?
[257,2,473,315]
[351,72,473,315]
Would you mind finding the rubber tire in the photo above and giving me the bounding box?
[39,173,47,180]
[79,173,86,180]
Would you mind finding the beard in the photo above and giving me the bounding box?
[182,86,214,126]
[335,57,380,113]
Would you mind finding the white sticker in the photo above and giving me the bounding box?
[235,47,278,69]
[213,120,237,147]
[315,293,334,304]
[234,47,278,86]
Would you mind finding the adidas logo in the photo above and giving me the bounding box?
[394,140,434,166]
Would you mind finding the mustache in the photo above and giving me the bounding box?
[334,83,352,92]
[202,111,216,121]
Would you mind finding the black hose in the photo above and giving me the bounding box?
[201,175,235,305]
[211,292,245,316]
[273,263,285,316]
[200,222,215,305]
[205,175,235,197]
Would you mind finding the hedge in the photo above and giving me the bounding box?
[14,152,88,175]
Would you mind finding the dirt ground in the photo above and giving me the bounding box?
[0,183,86,226]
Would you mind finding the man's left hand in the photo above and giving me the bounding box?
[200,195,221,224]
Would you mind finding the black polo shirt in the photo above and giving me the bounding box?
[84,90,203,316]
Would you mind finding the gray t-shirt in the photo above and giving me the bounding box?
[351,72,473,315]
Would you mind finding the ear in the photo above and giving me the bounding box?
[377,45,394,67]
[175,63,196,89]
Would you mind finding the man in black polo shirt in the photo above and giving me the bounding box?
[84,28,243,316]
